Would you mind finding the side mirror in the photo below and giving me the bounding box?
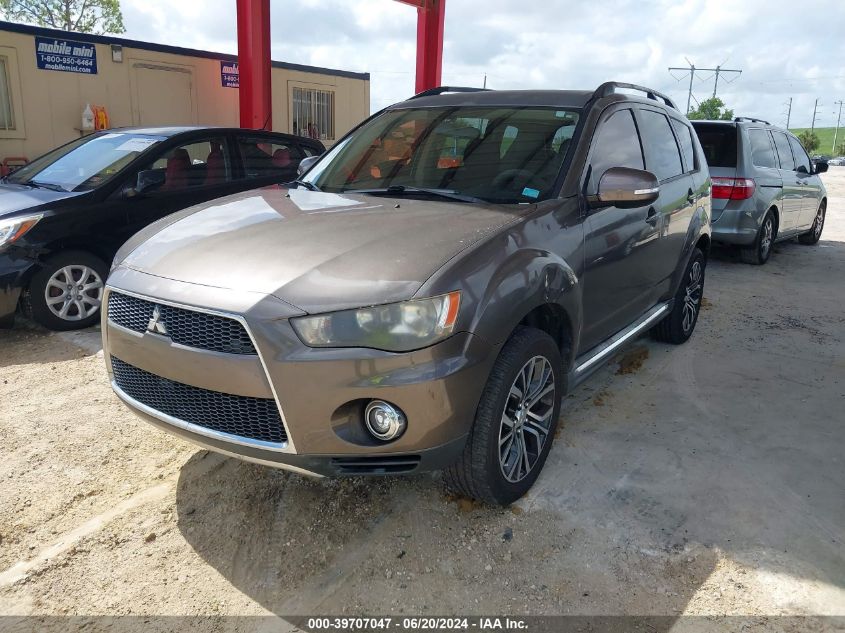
[814,161,828,174]
[588,166,659,209]
[134,169,165,195]
[297,155,320,177]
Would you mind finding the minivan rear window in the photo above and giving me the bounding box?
[691,123,737,168]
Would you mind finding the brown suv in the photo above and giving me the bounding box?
[104,83,711,505]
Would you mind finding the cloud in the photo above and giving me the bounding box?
[121,0,845,129]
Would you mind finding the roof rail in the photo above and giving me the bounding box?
[407,86,490,100]
[594,81,678,110]
[734,116,771,124]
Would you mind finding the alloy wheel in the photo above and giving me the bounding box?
[498,355,556,483]
[760,216,773,258]
[814,205,825,239]
[682,260,703,334]
[44,265,104,321]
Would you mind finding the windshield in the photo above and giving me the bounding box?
[303,106,580,203]
[5,132,165,192]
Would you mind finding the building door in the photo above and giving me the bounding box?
[131,63,196,127]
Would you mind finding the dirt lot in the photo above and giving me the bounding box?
[1,171,844,630]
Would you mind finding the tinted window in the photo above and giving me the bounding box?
[671,118,697,173]
[788,135,811,173]
[237,137,304,180]
[748,129,777,168]
[771,132,794,170]
[638,110,684,181]
[588,109,643,191]
[691,123,737,168]
[143,138,230,192]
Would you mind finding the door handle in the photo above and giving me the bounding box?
[645,207,659,225]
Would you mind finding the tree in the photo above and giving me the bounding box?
[687,97,734,121]
[0,0,125,34]
[796,130,820,155]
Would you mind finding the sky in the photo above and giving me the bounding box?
[119,0,845,132]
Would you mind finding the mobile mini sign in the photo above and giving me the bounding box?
[35,36,98,75]
[220,61,239,88]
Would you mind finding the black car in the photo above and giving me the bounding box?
[0,127,324,329]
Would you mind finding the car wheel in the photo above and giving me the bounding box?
[652,247,706,345]
[798,200,826,245]
[443,326,563,505]
[23,251,107,331]
[740,210,776,265]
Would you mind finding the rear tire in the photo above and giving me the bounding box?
[740,210,776,265]
[798,200,825,245]
[24,251,107,331]
[652,247,705,345]
[443,326,563,506]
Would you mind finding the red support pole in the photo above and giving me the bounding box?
[415,0,446,92]
[236,0,272,129]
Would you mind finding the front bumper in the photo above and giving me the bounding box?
[0,252,35,323]
[103,267,499,476]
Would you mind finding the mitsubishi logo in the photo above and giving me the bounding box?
[147,306,169,336]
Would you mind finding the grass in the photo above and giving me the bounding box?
[789,127,844,156]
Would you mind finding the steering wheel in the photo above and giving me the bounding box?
[492,169,535,190]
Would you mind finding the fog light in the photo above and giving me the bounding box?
[364,400,406,441]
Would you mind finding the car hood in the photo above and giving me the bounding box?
[120,187,525,313]
[0,182,83,216]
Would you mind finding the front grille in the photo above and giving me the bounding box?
[111,356,286,444]
[107,292,256,355]
[331,455,421,475]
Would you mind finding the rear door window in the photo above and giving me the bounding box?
[671,118,697,173]
[638,109,684,181]
[691,123,737,168]
[788,135,811,173]
[748,128,778,168]
[236,136,305,180]
[587,109,644,191]
[771,131,795,171]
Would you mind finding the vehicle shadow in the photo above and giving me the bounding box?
[0,320,101,369]
[173,447,719,620]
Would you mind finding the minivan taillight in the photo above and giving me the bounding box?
[711,177,756,200]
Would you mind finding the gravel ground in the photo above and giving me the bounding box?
[1,171,844,630]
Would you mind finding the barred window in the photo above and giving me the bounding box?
[292,87,335,141]
[0,57,14,130]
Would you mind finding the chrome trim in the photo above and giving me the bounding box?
[634,187,660,195]
[574,302,670,375]
[105,285,297,454]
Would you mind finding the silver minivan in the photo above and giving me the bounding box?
[692,118,828,264]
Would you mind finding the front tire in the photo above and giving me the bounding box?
[740,210,776,265]
[444,327,563,505]
[23,251,107,331]
[652,247,705,345]
[798,200,826,245]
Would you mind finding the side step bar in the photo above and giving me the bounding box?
[569,302,671,388]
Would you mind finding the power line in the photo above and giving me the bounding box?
[668,59,741,114]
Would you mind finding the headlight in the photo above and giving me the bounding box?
[0,214,42,248]
[291,291,461,352]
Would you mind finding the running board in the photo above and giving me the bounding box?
[570,302,670,386]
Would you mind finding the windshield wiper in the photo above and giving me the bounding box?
[288,179,321,192]
[26,181,68,192]
[343,185,481,203]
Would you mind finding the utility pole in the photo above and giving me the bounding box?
[483,73,487,89]
[711,65,741,98]
[834,100,844,154]
[811,98,821,133]
[785,97,792,129]
[668,60,741,115]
